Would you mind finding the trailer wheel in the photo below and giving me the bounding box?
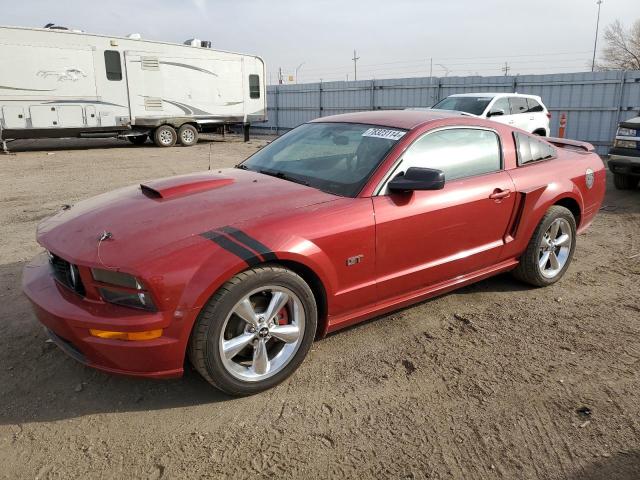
[153,125,177,147]
[178,124,199,147]
[127,135,148,146]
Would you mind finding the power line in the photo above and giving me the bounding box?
[279,63,597,83]
[273,57,592,80]
[280,50,593,73]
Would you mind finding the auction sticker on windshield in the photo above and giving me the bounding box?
[362,128,406,140]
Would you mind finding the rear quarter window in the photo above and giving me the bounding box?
[526,98,544,112]
[514,132,556,165]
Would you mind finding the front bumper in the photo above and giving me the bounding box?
[22,252,184,379]
[608,148,640,177]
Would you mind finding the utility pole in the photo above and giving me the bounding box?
[502,62,511,76]
[295,62,305,84]
[352,49,360,81]
[429,57,434,103]
[592,0,603,71]
[278,67,283,85]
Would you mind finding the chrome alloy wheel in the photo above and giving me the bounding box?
[159,129,174,145]
[538,218,572,278]
[181,129,195,144]
[219,286,305,382]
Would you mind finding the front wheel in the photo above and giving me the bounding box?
[188,266,317,395]
[512,206,577,287]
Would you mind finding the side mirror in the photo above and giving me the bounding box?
[388,167,445,192]
[487,109,505,117]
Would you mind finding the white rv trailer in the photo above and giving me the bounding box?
[0,25,266,149]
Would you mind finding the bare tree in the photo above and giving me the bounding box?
[598,19,640,70]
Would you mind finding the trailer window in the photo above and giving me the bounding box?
[104,51,122,81]
[249,74,260,99]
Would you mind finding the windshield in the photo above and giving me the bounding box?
[432,96,493,116]
[240,122,405,197]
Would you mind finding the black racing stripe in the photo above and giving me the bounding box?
[201,231,261,266]
[219,226,278,262]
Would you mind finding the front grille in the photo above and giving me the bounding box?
[49,253,85,296]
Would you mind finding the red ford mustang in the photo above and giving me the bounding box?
[23,110,606,395]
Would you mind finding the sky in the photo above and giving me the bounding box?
[2,0,639,83]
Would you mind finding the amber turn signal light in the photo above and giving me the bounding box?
[89,329,162,341]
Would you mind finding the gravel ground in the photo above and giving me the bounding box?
[0,136,639,479]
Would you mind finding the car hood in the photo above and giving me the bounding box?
[36,168,339,268]
[620,116,640,128]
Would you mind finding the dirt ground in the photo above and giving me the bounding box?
[0,135,638,480]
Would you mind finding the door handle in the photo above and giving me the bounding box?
[489,188,511,200]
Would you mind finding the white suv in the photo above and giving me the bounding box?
[431,93,551,136]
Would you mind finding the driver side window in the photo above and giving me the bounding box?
[383,128,501,193]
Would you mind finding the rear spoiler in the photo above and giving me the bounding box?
[546,137,595,153]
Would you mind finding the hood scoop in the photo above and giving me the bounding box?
[140,173,235,199]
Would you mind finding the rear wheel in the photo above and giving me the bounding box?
[613,173,637,190]
[188,266,317,396]
[153,125,177,147]
[513,206,576,287]
[178,124,199,146]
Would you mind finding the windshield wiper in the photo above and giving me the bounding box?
[235,164,251,170]
[258,169,310,186]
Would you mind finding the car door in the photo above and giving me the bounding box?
[372,127,516,301]
[485,97,513,127]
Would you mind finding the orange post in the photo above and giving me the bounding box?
[558,112,567,138]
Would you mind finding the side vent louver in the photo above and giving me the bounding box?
[141,56,160,70]
[144,97,163,111]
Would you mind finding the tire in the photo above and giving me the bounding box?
[178,124,199,146]
[613,173,637,190]
[153,125,177,147]
[533,129,547,137]
[188,265,317,396]
[127,135,148,145]
[512,205,577,287]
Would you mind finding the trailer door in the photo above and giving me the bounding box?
[124,52,165,122]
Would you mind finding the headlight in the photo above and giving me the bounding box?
[615,139,638,149]
[91,268,156,311]
[617,127,637,137]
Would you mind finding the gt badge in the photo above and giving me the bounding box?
[585,168,595,189]
[346,254,364,266]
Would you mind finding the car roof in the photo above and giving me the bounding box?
[447,92,542,100]
[310,109,467,130]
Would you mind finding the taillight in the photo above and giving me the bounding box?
[546,112,552,120]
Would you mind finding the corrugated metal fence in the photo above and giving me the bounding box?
[254,70,640,155]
